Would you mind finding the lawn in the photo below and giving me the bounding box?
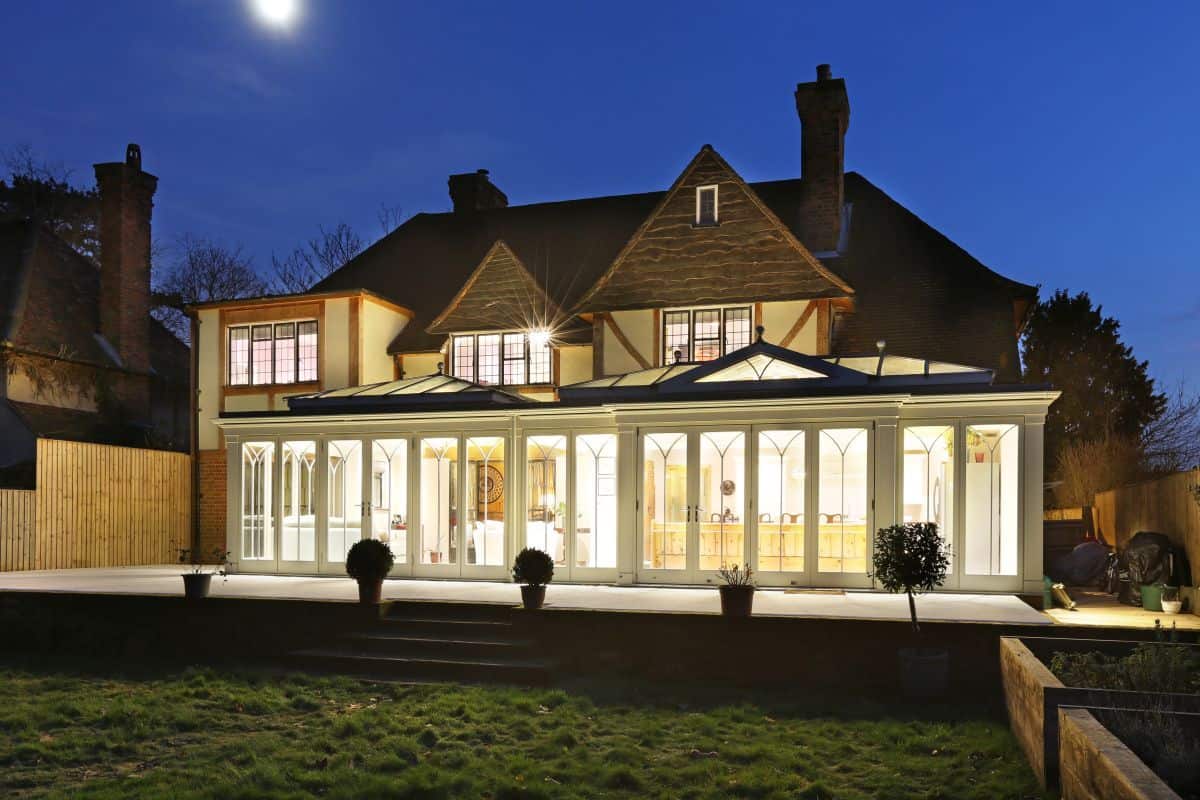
[0,658,1046,800]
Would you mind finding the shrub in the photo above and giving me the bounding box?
[870,522,949,634]
[716,563,755,587]
[1050,643,1200,694]
[345,539,395,582]
[512,548,554,587]
[1095,707,1200,797]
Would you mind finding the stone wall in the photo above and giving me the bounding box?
[1000,636,1064,788]
[1058,708,1181,800]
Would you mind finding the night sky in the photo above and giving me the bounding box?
[2,1,1197,387]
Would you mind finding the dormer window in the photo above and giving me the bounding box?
[695,185,718,226]
[451,331,552,386]
[662,305,751,364]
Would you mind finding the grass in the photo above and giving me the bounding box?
[0,657,1047,799]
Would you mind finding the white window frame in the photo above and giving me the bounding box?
[695,184,719,226]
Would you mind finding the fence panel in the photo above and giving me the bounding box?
[0,490,37,571]
[1093,468,1200,574]
[32,439,190,570]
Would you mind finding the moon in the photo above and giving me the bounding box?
[251,0,300,29]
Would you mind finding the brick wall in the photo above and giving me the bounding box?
[197,449,226,554]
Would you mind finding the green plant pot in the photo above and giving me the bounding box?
[1141,584,1164,612]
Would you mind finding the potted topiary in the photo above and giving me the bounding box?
[512,547,554,610]
[716,563,755,617]
[178,546,231,600]
[346,539,395,604]
[870,522,951,697]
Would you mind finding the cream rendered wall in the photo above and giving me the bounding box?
[402,352,443,379]
[224,394,272,413]
[361,301,410,383]
[5,372,96,411]
[196,308,222,450]
[323,298,350,389]
[762,300,818,354]
[603,310,655,376]
[558,345,593,385]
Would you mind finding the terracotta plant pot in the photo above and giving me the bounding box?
[719,585,755,617]
[898,647,949,698]
[357,578,383,605]
[181,573,212,600]
[520,585,546,610]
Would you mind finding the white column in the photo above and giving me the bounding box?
[1022,415,1046,595]
[872,416,900,537]
[616,425,638,585]
[224,436,240,571]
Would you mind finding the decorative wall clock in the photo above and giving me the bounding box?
[479,465,504,503]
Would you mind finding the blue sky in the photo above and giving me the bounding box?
[2,1,1197,387]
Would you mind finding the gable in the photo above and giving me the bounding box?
[574,146,853,313]
[425,240,562,335]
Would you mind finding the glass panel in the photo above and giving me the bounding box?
[903,426,955,566]
[576,434,617,569]
[525,436,567,566]
[241,442,274,560]
[965,424,1019,576]
[757,430,805,573]
[697,353,824,383]
[693,310,721,362]
[642,432,688,570]
[371,439,408,564]
[723,307,751,353]
[698,432,746,571]
[274,323,296,385]
[663,311,689,365]
[251,324,273,385]
[281,440,316,562]
[817,428,869,574]
[477,334,500,385]
[297,321,318,382]
[419,438,458,565]
[326,440,362,564]
[503,333,526,385]
[528,333,552,384]
[466,436,506,566]
[697,186,716,224]
[453,336,474,381]
[228,327,250,385]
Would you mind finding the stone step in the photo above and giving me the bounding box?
[345,631,533,660]
[379,616,516,639]
[384,600,515,623]
[289,648,551,686]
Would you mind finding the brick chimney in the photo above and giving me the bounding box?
[94,144,157,416]
[448,169,507,213]
[795,64,850,253]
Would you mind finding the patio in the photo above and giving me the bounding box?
[0,566,1054,625]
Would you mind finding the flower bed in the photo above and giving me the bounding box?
[1059,706,1198,800]
[1000,636,1200,788]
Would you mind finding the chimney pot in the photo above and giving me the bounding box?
[816,64,832,81]
[125,143,142,170]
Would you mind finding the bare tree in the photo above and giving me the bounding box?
[152,234,267,340]
[270,222,363,294]
[1141,382,1200,473]
[1053,435,1142,508]
[377,203,405,237]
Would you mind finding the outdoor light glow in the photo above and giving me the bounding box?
[528,329,551,348]
[251,0,299,28]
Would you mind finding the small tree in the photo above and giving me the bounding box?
[871,522,949,634]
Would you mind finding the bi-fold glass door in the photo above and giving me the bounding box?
[414,434,509,579]
[322,437,413,576]
[523,433,619,582]
[639,428,749,585]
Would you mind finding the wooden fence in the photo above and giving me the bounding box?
[1093,467,1200,575]
[0,489,36,571]
[0,439,191,572]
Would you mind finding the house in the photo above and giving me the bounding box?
[190,66,1056,596]
[0,146,189,486]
